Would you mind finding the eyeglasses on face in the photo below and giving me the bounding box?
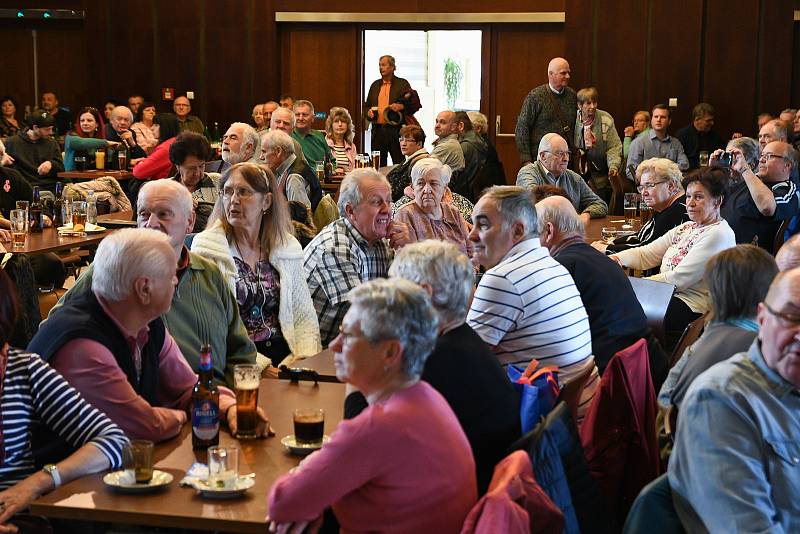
[220,186,257,199]
[544,150,570,159]
[759,153,788,162]
[637,181,669,193]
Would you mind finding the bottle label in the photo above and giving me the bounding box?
[192,399,219,440]
[199,350,212,371]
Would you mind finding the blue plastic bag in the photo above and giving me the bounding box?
[507,363,560,433]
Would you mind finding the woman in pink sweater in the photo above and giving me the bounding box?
[268,278,477,533]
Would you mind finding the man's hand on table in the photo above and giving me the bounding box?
[226,405,275,438]
[37,161,52,176]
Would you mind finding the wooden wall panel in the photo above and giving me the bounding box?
[1,30,36,113]
[279,24,361,139]
[492,25,566,182]
[703,0,759,140]
[794,21,800,109]
[647,0,703,134]
[273,0,565,13]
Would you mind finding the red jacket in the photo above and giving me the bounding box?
[579,338,661,527]
[460,450,564,534]
[132,137,175,180]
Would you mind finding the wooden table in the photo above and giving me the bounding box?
[57,170,132,181]
[31,380,346,533]
[585,216,642,243]
[3,212,127,254]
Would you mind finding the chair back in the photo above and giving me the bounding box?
[628,277,675,343]
[774,217,791,254]
[312,193,338,230]
[622,474,685,534]
[669,312,707,368]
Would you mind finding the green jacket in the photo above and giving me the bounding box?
[49,250,256,387]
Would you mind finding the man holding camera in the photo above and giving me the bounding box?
[720,140,800,251]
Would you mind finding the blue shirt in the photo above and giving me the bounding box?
[626,130,689,180]
[668,340,800,533]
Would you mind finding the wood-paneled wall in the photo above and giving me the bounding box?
[2,0,798,182]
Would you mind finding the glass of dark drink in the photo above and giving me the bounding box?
[75,155,86,172]
[293,408,324,445]
[233,364,260,439]
[123,440,154,484]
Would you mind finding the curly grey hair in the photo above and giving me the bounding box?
[337,168,390,218]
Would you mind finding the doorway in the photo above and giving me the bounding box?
[363,29,482,162]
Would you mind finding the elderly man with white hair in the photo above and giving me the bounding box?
[517,132,607,222]
[105,105,147,167]
[48,179,258,389]
[29,228,251,442]
[467,185,598,413]
[260,129,312,208]
[387,240,520,494]
[536,195,650,374]
[303,168,410,345]
[222,122,260,166]
[394,157,471,255]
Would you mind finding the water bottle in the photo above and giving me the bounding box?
[86,190,97,226]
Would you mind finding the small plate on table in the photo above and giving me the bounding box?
[281,435,331,456]
[192,476,255,499]
[57,223,107,235]
[103,469,173,493]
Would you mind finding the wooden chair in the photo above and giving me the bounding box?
[556,361,594,425]
[669,312,707,368]
[628,277,675,344]
[773,218,791,254]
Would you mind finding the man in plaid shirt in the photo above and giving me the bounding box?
[304,169,411,345]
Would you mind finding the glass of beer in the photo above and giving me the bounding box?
[639,202,654,225]
[601,227,618,244]
[624,193,639,225]
[123,440,154,484]
[118,149,128,170]
[71,201,87,234]
[9,209,28,248]
[293,408,324,445]
[371,150,381,169]
[95,149,106,170]
[699,151,709,167]
[208,446,239,489]
[233,364,260,439]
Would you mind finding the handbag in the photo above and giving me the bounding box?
[507,361,561,433]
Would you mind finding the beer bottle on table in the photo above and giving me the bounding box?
[53,182,64,227]
[192,344,220,449]
[30,187,43,233]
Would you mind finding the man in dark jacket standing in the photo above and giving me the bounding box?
[364,55,411,167]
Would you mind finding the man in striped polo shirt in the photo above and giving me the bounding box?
[467,186,598,411]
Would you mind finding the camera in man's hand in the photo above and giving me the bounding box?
[717,151,734,167]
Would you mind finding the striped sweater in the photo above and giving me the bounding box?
[0,349,127,489]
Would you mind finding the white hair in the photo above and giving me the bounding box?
[348,278,439,379]
[410,157,452,187]
[481,185,539,238]
[228,122,260,162]
[337,168,390,217]
[262,129,295,156]
[467,111,488,133]
[92,228,176,302]
[389,240,474,325]
[535,195,584,237]
[111,105,134,122]
[537,132,566,157]
[139,179,193,219]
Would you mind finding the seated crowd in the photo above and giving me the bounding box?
[0,52,799,533]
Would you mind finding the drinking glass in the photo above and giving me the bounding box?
[293,408,324,445]
[74,155,86,172]
[233,364,260,439]
[71,201,87,234]
[208,446,239,489]
[639,202,654,225]
[699,151,709,167]
[9,209,28,248]
[623,193,639,225]
[95,149,106,170]
[123,440,154,484]
[601,227,618,244]
[371,150,381,169]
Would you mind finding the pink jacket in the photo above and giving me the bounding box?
[460,451,564,534]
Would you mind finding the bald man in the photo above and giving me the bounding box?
[173,96,205,135]
[776,234,800,271]
[515,57,577,165]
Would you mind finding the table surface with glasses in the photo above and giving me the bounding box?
[57,170,133,181]
[30,379,347,533]
[584,216,643,243]
[3,212,128,255]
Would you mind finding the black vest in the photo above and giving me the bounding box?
[28,290,164,406]
[289,156,323,211]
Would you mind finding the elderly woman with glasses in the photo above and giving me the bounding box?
[610,168,736,341]
[393,157,471,256]
[268,278,477,533]
[593,158,689,262]
[169,131,219,232]
[191,163,321,368]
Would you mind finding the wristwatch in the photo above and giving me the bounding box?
[42,464,61,488]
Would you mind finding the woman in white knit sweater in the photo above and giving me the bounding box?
[611,168,736,338]
[191,162,321,368]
